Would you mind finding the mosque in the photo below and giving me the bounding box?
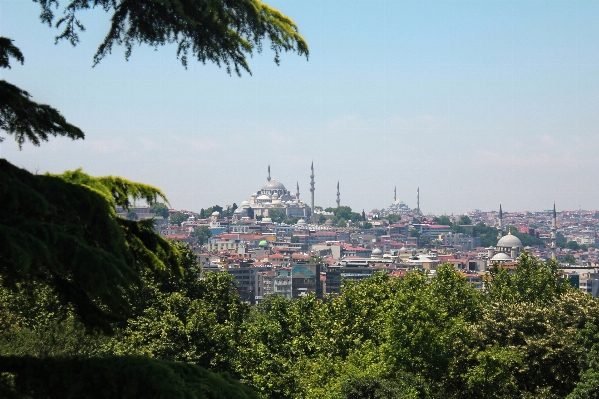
[233,165,314,220]
[486,204,524,263]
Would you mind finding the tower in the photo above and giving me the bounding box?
[551,202,557,260]
[336,180,340,208]
[497,203,503,240]
[296,181,300,200]
[394,186,397,202]
[267,164,271,182]
[417,187,420,214]
[310,162,315,221]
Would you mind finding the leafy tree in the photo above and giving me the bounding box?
[318,214,327,224]
[563,254,577,265]
[199,208,206,219]
[150,202,169,218]
[557,232,567,248]
[291,236,300,243]
[126,210,139,221]
[410,229,420,238]
[194,225,212,245]
[0,163,181,334]
[567,241,581,250]
[472,222,499,247]
[386,214,401,224]
[459,215,472,225]
[170,211,188,225]
[268,208,285,223]
[284,217,299,225]
[361,221,373,229]
[433,215,451,226]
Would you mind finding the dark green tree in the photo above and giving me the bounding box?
[268,208,285,223]
[433,215,451,226]
[194,225,212,245]
[567,241,581,250]
[170,211,188,225]
[386,214,401,224]
[150,202,169,218]
[459,215,472,225]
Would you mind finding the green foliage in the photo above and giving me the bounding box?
[472,222,499,247]
[36,0,308,75]
[485,252,571,304]
[340,376,407,399]
[291,236,300,243]
[194,225,212,245]
[361,221,373,229]
[1,37,83,148]
[507,226,545,247]
[458,215,472,225]
[563,254,577,265]
[0,355,259,399]
[284,217,299,225]
[150,202,169,218]
[268,208,285,223]
[567,241,581,250]
[126,210,138,220]
[0,160,180,334]
[170,211,188,225]
[318,214,327,224]
[386,214,401,224]
[433,215,451,226]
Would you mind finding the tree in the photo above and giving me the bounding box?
[291,236,300,243]
[459,215,472,225]
[246,207,255,219]
[194,225,212,245]
[433,215,451,226]
[150,202,169,219]
[563,254,577,265]
[567,241,581,250]
[268,209,285,223]
[170,211,188,226]
[318,214,327,224]
[126,210,139,220]
[0,163,182,334]
[386,214,401,224]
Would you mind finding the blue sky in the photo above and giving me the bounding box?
[1,0,598,215]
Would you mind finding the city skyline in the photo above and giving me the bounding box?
[1,1,598,214]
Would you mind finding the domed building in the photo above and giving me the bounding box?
[486,205,524,263]
[243,165,312,219]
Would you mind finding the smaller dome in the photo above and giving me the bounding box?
[371,248,383,258]
[241,201,250,207]
[257,194,271,201]
[211,211,220,216]
[491,252,512,261]
[297,219,307,225]
[262,217,273,223]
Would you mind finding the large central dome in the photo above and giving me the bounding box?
[261,180,286,191]
[497,232,523,249]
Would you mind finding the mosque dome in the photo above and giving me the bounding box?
[261,180,286,191]
[497,232,523,249]
[297,219,307,225]
[257,194,271,201]
[241,201,250,207]
[491,252,512,262]
[371,248,383,258]
[211,211,220,216]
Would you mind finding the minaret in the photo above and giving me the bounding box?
[417,187,420,214]
[551,202,557,260]
[267,165,271,182]
[336,180,340,208]
[296,181,300,200]
[497,203,503,240]
[394,186,397,202]
[310,162,315,221]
